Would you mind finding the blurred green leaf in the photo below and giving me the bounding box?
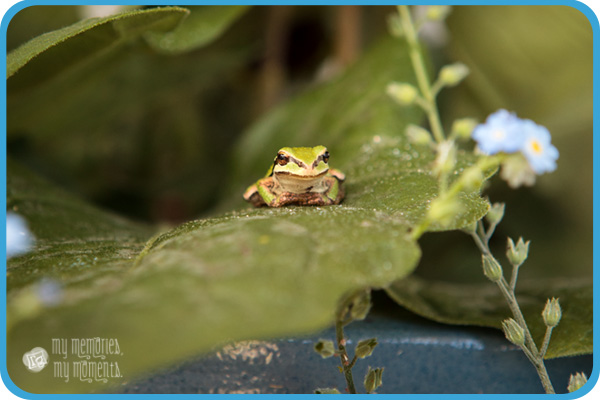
[385,276,592,358]
[145,5,250,54]
[7,6,189,91]
[7,157,151,290]
[7,6,82,51]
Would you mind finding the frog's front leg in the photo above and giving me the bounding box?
[325,174,345,204]
[243,177,276,207]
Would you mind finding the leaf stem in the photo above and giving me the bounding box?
[335,319,358,394]
[539,326,554,359]
[397,5,445,143]
[509,263,520,292]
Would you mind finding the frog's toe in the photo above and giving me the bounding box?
[329,169,346,182]
[243,184,258,201]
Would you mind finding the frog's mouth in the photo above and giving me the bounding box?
[273,170,329,194]
[274,170,328,179]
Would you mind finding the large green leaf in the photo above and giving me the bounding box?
[7,6,189,90]
[7,36,490,393]
[144,5,250,54]
[385,276,592,359]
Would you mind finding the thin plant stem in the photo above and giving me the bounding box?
[397,5,445,143]
[335,319,358,394]
[496,277,538,353]
[539,326,554,359]
[469,227,555,394]
[509,263,520,292]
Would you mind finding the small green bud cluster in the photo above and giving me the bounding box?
[355,338,378,359]
[481,254,503,282]
[451,118,478,140]
[459,166,484,191]
[567,372,588,393]
[502,318,525,346]
[314,388,341,394]
[506,237,530,267]
[438,63,469,87]
[349,290,371,321]
[364,366,384,393]
[314,339,335,358]
[425,5,452,21]
[500,153,537,188]
[433,140,457,176]
[386,82,419,106]
[405,124,433,146]
[428,194,462,227]
[542,297,562,328]
[387,13,404,38]
[485,203,505,226]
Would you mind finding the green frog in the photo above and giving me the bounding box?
[243,146,345,207]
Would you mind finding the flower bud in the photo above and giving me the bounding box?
[426,5,452,21]
[438,63,469,87]
[459,166,484,191]
[567,372,587,393]
[314,339,335,358]
[451,118,478,140]
[506,237,529,267]
[482,254,503,282]
[349,290,371,321]
[355,338,378,359]
[428,194,462,227]
[485,203,505,226]
[500,153,536,188]
[315,388,341,394]
[433,140,457,176]
[387,13,404,37]
[542,298,561,328]
[364,367,384,393]
[405,124,433,146]
[502,318,525,346]
[387,82,418,106]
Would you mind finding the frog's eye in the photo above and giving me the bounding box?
[276,153,289,166]
[322,151,330,163]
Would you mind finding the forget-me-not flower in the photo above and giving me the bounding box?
[472,109,524,154]
[519,121,559,174]
[472,109,558,176]
[6,212,34,259]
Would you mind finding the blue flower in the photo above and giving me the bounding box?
[6,212,34,259]
[472,109,559,176]
[519,120,559,174]
[472,109,524,154]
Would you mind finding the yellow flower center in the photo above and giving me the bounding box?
[530,139,542,154]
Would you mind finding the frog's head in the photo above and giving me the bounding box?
[272,146,330,178]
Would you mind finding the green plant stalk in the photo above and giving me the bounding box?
[469,229,555,394]
[509,263,521,292]
[539,326,554,359]
[335,319,358,394]
[397,5,445,143]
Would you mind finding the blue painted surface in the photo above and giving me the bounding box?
[119,309,592,394]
